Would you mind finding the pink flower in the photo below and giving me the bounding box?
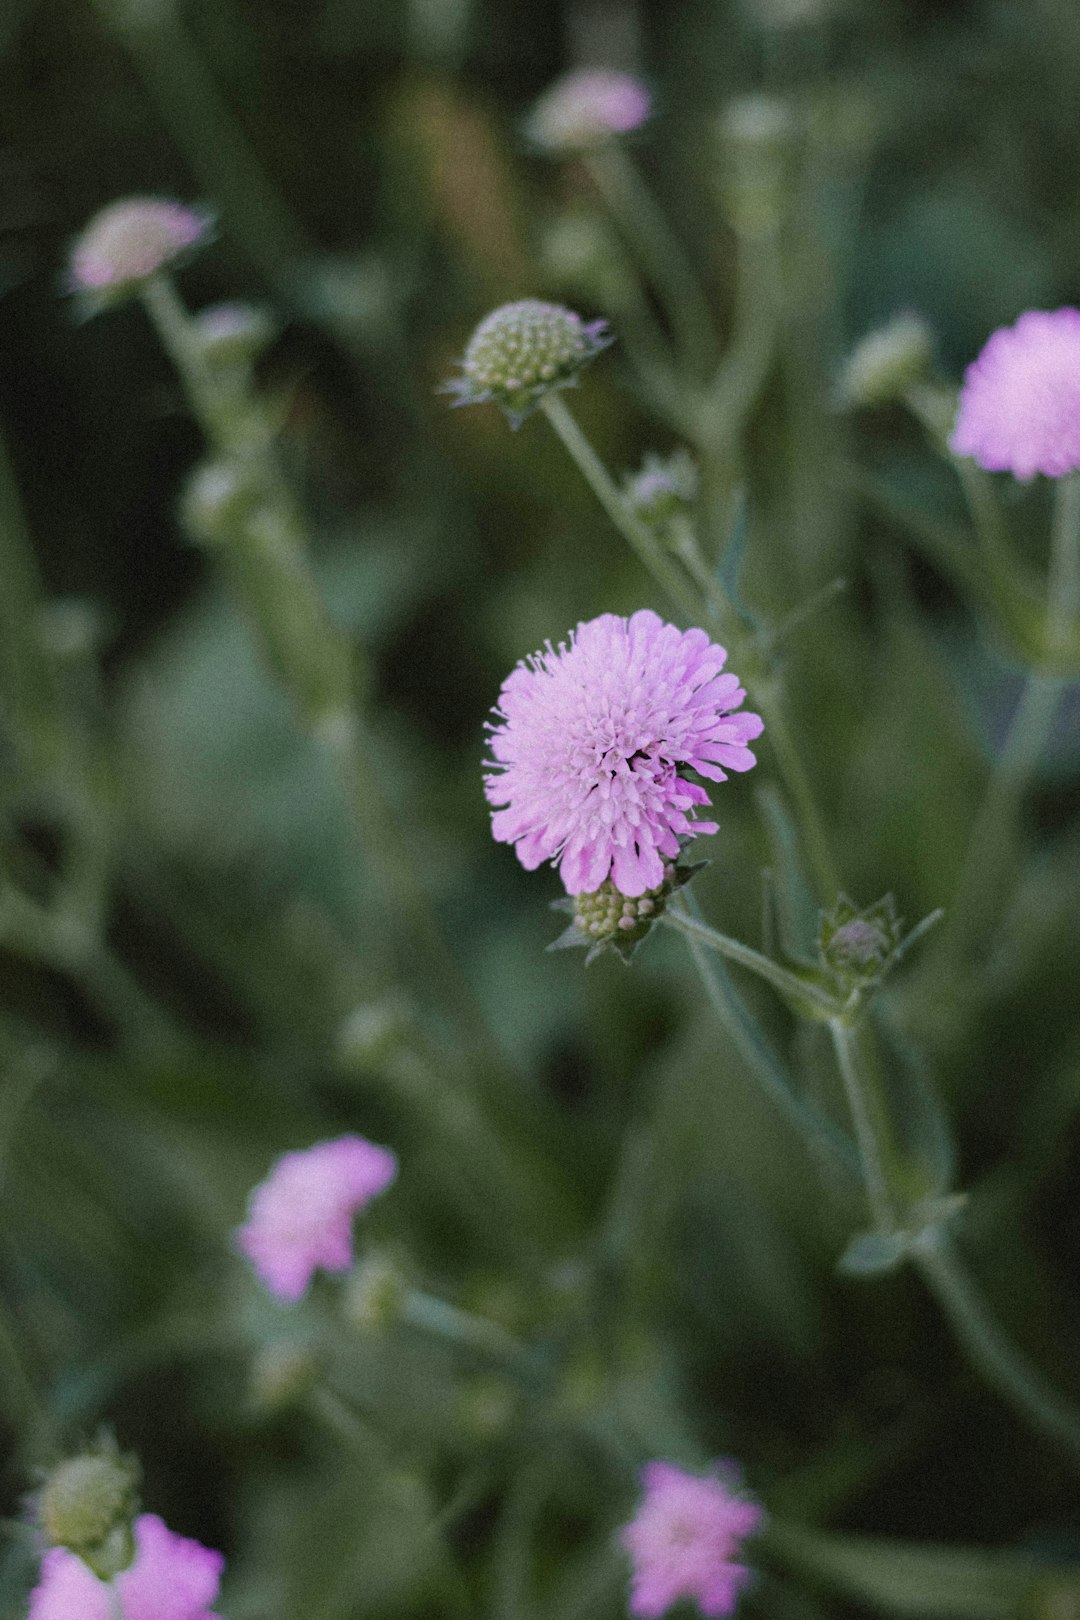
[621,1462,764,1619]
[235,1135,397,1302]
[29,1514,224,1620]
[526,70,651,152]
[69,198,211,304]
[949,308,1080,480]
[484,612,763,897]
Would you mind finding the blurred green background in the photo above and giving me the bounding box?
[1,1,1080,1616]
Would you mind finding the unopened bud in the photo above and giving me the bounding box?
[249,1339,318,1414]
[342,1251,407,1332]
[622,450,698,531]
[38,1447,140,1577]
[838,313,933,409]
[180,460,261,547]
[192,302,276,371]
[717,94,796,237]
[443,299,612,427]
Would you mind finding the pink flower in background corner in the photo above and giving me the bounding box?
[29,1514,224,1620]
[950,308,1080,480]
[526,69,651,152]
[621,1462,764,1618]
[236,1135,397,1302]
[484,611,763,897]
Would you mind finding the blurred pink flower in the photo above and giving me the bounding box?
[526,70,651,151]
[950,308,1080,479]
[484,611,762,897]
[69,197,211,301]
[236,1135,397,1302]
[621,1462,763,1618]
[29,1514,224,1620]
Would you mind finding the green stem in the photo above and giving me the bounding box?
[0,421,52,744]
[660,904,838,1017]
[401,1289,546,1389]
[538,393,701,619]
[583,143,715,376]
[915,1234,1080,1466]
[1046,467,1080,656]
[142,276,506,1070]
[674,897,859,1180]
[827,1018,896,1235]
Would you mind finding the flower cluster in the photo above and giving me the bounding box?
[485,611,763,897]
[622,1461,763,1618]
[235,1134,398,1302]
[29,1514,224,1620]
[950,307,1080,480]
[443,299,611,426]
[525,69,651,153]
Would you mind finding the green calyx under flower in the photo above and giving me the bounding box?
[549,859,705,964]
[443,299,612,427]
[36,1443,141,1577]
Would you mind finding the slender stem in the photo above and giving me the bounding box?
[904,384,1020,592]
[1046,467,1080,656]
[142,277,507,1071]
[660,904,838,1017]
[916,1234,1080,1465]
[0,420,52,744]
[940,671,1062,963]
[673,897,858,1180]
[401,1289,546,1389]
[583,143,715,376]
[827,1018,897,1236]
[538,393,701,619]
[752,688,840,904]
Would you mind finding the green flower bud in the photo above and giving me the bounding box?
[443,299,612,426]
[179,460,261,547]
[622,450,698,531]
[342,1250,408,1333]
[249,1339,319,1414]
[838,313,934,408]
[717,94,796,237]
[38,1447,140,1576]
[191,302,276,371]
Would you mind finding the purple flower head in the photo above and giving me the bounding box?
[485,611,763,898]
[950,308,1080,480]
[68,198,212,312]
[29,1514,224,1620]
[621,1462,764,1619]
[443,299,611,427]
[235,1134,398,1302]
[526,70,651,152]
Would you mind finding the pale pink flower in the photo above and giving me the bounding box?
[29,1514,224,1620]
[236,1135,397,1302]
[526,70,651,152]
[949,308,1080,480]
[621,1462,764,1619]
[69,198,211,305]
[484,612,763,897]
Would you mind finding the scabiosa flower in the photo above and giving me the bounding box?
[621,1462,764,1619]
[443,299,611,426]
[235,1135,397,1303]
[28,1514,224,1620]
[950,308,1080,480]
[525,69,651,153]
[485,611,763,897]
[68,197,212,313]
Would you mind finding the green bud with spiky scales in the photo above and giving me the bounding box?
[443,299,612,427]
[548,858,706,964]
